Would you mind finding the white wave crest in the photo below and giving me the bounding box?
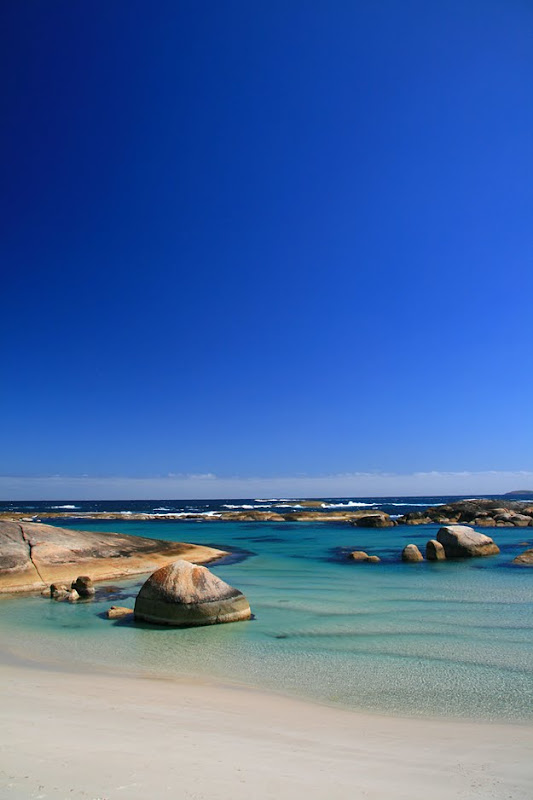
[49,505,80,510]
[320,501,377,508]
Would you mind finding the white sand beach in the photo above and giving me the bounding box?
[1,658,532,800]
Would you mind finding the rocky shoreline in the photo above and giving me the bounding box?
[0,519,227,593]
[396,498,533,527]
[2,498,532,527]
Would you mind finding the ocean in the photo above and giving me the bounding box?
[1,495,532,722]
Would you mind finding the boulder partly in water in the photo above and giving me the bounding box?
[401,544,424,563]
[512,549,533,566]
[71,575,95,597]
[134,560,252,627]
[426,539,446,561]
[436,525,500,558]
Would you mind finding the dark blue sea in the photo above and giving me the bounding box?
[1,492,532,518]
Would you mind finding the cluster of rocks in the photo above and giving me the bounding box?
[46,575,96,601]
[350,525,509,564]
[398,499,533,527]
[43,560,252,628]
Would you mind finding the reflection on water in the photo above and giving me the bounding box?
[1,519,532,721]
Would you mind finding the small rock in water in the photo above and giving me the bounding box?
[512,549,533,566]
[348,551,380,563]
[349,550,370,560]
[106,606,134,619]
[50,583,69,599]
[67,589,80,602]
[72,575,95,597]
[401,544,424,563]
[426,539,446,561]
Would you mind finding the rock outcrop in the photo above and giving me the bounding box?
[134,560,252,627]
[512,549,533,566]
[401,544,424,562]
[0,520,228,593]
[426,539,446,561]
[436,525,500,558]
[398,499,533,527]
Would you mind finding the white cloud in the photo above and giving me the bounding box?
[0,470,532,500]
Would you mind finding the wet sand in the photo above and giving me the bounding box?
[1,657,532,800]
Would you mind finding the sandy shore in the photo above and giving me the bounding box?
[1,657,532,800]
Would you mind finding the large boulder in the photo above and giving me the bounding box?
[134,560,252,627]
[512,549,533,566]
[508,514,533,527]
[426,539,446,561]
[436,525,500,558]
[401,544,424,563]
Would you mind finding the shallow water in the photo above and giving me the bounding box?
[1,519,532,721]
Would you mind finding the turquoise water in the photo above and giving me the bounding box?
[1,519,532,721]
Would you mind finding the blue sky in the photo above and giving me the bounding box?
[1,1,532,498]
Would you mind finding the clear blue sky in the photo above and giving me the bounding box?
[1,1,532,497]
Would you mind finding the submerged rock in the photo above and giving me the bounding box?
[134,560,252,627]
[348,551,380,562]
[401,544,424,563]
[106,606,134,619]
[349,550,370,561]
[426,540,446,561]
[436,525,500,558]
[512,549,533,566]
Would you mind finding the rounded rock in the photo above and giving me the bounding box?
[512,549,533,566]
[436,525,500,558]
[401,544,424,563]
[349,550,370,561]
[72,575,96,596]
[134,559,252,627]
[426,539,446,561]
